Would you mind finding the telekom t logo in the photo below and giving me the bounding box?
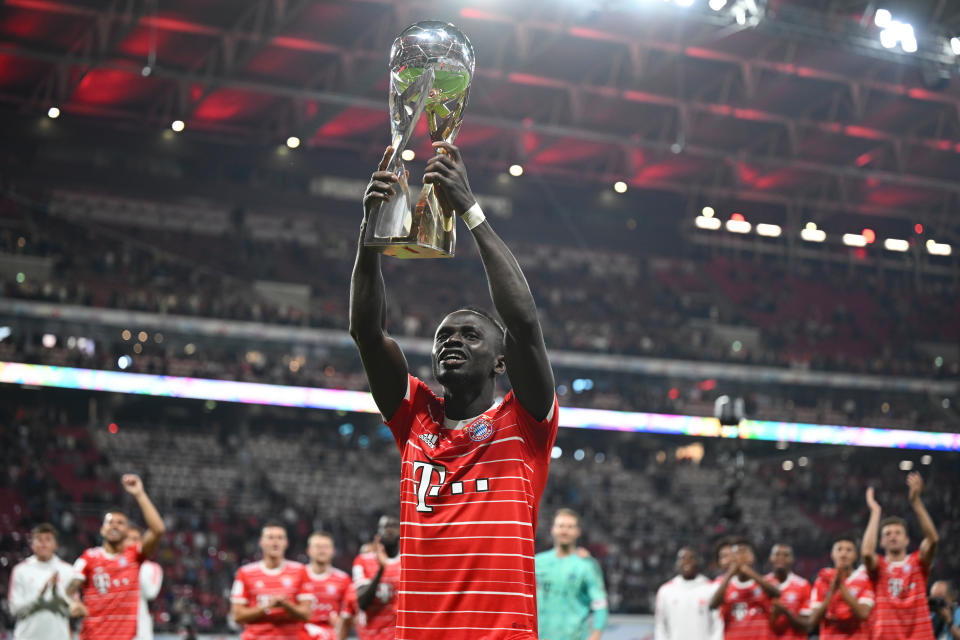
[412,461,447,513]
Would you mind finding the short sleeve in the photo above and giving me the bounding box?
[385,375,431,451]
[858,578,875,605]
[341,582,358,618]
[585,559,609,613]
[72,552,90,583]
[798,582,812,615]
[295,566,312,602]
[808,576,825,609]
[230,571,248,604]
[352,556,372,587]
[128,543,146,566]
[510,391,559,459]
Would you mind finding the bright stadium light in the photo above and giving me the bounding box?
[709,0,727,9]
[756,223,782,237]
[614,181,628,194]
[675,0,695,7]
[47,106,60,119]
[951,37,960,56]
[171,120,185,132]
[702,206,715,218]
[843,233,867,247]
[801,223,826,242]
[884,238,909,252]
[725,218,752,234]
[401,149,416,161]
[509,164,524,177]
[926,239,952,256]
[696,215,722,230]
[874,8,892,28]
[286,136,300,149]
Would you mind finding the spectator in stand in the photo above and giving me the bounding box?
[929,581,960,640]
[8,523,85,640]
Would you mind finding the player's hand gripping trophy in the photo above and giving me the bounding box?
[362,21,475,258]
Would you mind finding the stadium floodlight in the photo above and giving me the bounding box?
[725,219,752,233]
[696,215,722,230]
[952,37,960,56]
[874,9,892,28]
[702,206,715,218]
[883,238,909,252]
[926,239,952,256]
[509,164,524,177]
[756,223,782,237]
[171,120,185,132]
[801,227,826,242]
[879,29,898,49]
[286,136,301,149]
[614,181,628,193]
[901,34,918,53]
[401,149,415,161]
[675,0,695,7]
[708,0,727,9]
[842,233,867,247]
[47,106,60,119]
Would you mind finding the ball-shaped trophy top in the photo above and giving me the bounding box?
[389,21,475,79]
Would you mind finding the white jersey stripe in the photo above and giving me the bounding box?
[403,552,533,559]
[399,609,535,616]
[400,520,532,527]
[399,590,533,598]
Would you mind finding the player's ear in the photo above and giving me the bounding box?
[493,354,506,376]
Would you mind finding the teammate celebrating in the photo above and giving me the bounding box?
[230,522,311,640]
[766,543,811,639]
[8,523,84,640]
[654,547,720,640]
[67,474,166,640]
[535,509,609,640]
[807,535,875,639]
[709,538,781,640]
[124,526,164,640]
[861,472,938,640]
[350,142,558,639]
[300,532,354,640]
[352,517,401,640]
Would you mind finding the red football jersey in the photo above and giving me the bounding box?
[386,375,559,640]
[870,551,935,640]
[720,576,773,640]
[299,566,355,640]
[73,544,145,640]
[809,566,875,640]
[230,560,310,640]
[351,552,400,640]
[765,572,811,639]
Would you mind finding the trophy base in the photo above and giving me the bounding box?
[364,179,456,259]
[375,242,454,259]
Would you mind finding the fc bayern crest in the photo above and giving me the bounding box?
[467,417,494,442]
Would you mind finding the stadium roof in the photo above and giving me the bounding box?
[1,0,959,234]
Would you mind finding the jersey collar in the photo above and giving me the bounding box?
[443,401,498,430]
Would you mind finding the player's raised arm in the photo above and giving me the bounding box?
[424,141,555,421]
[349,146,409,421]
[122,474,165,557]
[861,487,882,572]
[906,472,939,568]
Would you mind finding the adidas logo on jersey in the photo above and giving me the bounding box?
[418,433,438,448]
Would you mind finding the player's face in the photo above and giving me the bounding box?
[432,311,504,388]
[732,544,754,567]
[769,544,793,571]
[378,516,400,546]
[831,540,857,570]
[31,532,57,561]
[101,512,129,544]
[308,535,334,565]
[880,523,908,553]
[676,548,698,579]
[125,529,141,550]
[551,514,580,547]
[260,526,289,560]
[717,545,733,572]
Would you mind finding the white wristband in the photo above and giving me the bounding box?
[460,202,486,230]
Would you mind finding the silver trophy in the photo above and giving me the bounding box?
[363,21,475,259]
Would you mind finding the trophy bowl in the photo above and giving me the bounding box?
[363,21,475,259]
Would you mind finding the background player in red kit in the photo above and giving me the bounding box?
[67,474,166,640]
[230,522,311,640]
[766,543,812,639]
[807,534,875,640]
[709,538,781,640]
[352,516,400,640]
[862,472,939,640]
[300,531,354,640]
[351,142,558,640]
